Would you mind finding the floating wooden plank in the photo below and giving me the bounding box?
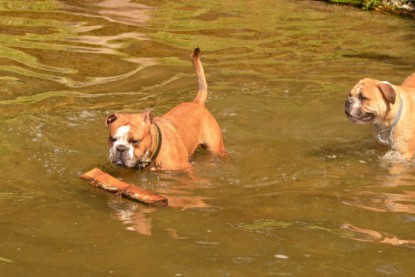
[80,168,168,207]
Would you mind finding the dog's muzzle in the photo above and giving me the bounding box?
[344,98,355,117]
[345,97,375,123]
[110,144,136,167]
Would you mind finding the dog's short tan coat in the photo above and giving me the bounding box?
[106,49,225,170]
[345,72,415,159]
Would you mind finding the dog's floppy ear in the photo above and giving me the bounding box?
[106,114,118,128]
[378,81,396,104]
[142,111,153,124]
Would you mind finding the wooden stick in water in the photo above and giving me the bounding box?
[80,168,168,207]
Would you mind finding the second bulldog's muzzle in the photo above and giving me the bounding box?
[344,97,375,123]
[344,97,355,116]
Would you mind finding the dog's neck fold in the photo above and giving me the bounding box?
[139,122,162,168]
[373,94,404,146]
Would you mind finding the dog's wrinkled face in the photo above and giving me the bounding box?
[106,112,153,168]
[345,78,396,124]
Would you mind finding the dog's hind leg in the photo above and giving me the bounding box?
[201,119,225,155]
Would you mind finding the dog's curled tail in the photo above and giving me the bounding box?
[191,48,208,106]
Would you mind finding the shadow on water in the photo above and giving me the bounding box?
[343,52,415,65]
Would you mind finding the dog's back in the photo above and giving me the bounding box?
[160,48,224,156]
[402,72,415,88]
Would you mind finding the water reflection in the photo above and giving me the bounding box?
[0,0,155,98]
[345,190,415,214]
[341,224,415,248]
[108,193,209,236]
[60,0,152,26]
[344,163,415,214]
[106,172,210,235]
[0,0,59,12]
[337,160,415,251]
[2,0,415,275]
[108,199,155,236]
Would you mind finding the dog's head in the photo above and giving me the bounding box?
[105,112,154,168]
[345,78,397,124]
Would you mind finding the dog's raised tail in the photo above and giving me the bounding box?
[191,48,208,106]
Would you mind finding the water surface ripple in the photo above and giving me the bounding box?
[1,0,415,276]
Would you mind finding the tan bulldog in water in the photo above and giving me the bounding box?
[345,72,415,160]
[106,48,225,170]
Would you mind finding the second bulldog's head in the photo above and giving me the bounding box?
[345,78,397,124]
[106,112,154,168]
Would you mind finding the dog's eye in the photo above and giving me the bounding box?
[130,139,140,145]
[109,136,117,143]
[359,94,368,101]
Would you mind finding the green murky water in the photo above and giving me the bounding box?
[1,0,415,275]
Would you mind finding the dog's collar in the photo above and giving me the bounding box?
[138,123,162,169]
[375,94,403,146]
[149,123,162,161]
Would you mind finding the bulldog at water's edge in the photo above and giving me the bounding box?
[106,48,225,170]
[345,72,415,159]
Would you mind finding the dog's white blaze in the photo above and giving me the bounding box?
[111,125,135,164]
[115,125,130,142]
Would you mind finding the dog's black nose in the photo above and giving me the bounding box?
[116,145,126,153]
[345,98,353,108]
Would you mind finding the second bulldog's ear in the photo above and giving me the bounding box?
[142,111,153,124]
[378,81,396,104]
[106,114,118,128]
